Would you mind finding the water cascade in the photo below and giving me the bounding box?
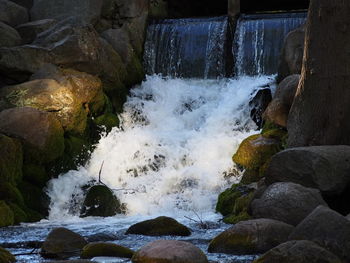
[234,12,306,75]
[144,16,231,78]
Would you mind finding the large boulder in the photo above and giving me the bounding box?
[0,134,22,185]
[263,74,300,127]
[0,201,14,227]
[30,0,103,24]
[289,205,350,262]
[251,182,327,226]
[0,107,64,163]
[16,19,57,44]
[0,0,28,27]
[116,0,149,19]
[80,185,123,217]
[126,216,191,236]
[249,88,272,129]
[0,22,21,48]
[265,146,350,195]
[208,219,294,255]
[277,25,305,83]
[81,242,134,259]
[132,240,208,263]
[41,227,88,259]
[0,247,16,263]
[253,240,342,263]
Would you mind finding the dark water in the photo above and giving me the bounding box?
[234,12,307,76]
[144,16,231,78]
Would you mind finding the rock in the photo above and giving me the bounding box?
[223,192,254,224]
[232,134,281,170]
[0,201,14,227]
[249,88,272,129]
[263,75,300,127]
[208,218,294,255]
[277,25,305,83]
[0,107,64,163]
[80,185,123,217]
[123,14,148,56]
[9,0,33,9]
[265,146,350,195]
[30,0,103,24]
[18,180,49,216]
[81,242,134,259]
[251,182,327,226]
[216,184,247,217]
[0,134,23,185]
[0,247,15,263]
[347,213,350,220]
[16,19,57,44]
[289,205,350,261]
[0,22,21,47]
[50,261,96,263]
[132,240,208,263]
[253,240,342,263]
[86,233,118,242]
[22,164,47,187]
[116,0,149,19]
[0,0,28,27]
[7,202,27,224]
[94,113,119,132]
[41,227,88,259]
[126,216,191,236]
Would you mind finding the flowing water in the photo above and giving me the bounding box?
[0,12,305,263]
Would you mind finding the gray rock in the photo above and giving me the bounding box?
[265,146,350,195]
[116,0,149,19]
[208,218,294,255]
[277,25,305,82]
[0,21,21,47]
[289,205,350,262]
[30,0,103,24]
[41,227,87,259]
[132,240,208,263]
[251,182,327,226]
[0,0,28,26]
[263,74,300,127]
[253,240,342,263]
[16,19,57,44]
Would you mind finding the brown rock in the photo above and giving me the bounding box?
[0,21,21,47]
[0,107,64,163]
[16,19,57,44]
[0,0,28,26]
[208,218,294,255]
[132,240,208,263]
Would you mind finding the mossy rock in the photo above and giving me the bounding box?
[81,242,134,259]
[18,181,49,216]
[22,164,48,187]
[0,201,14,227]
[240,169,260,184]
[0,247,15,263]
[222,191,254,224]
[24,208,44,222]
[0,182,24,206]
[80,185,123,217]
[125,216,191,236]
[0,134,23,184]
[223,211,251,224]
[232,134,281,170]
[261,121,282,134]
[216,184,244,216]
[7,202,28,224]
[125,54,145,87]
[94,113,119,132]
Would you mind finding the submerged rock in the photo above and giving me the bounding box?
[81,242,134,259]
[208,218,294,255]
[0,247,15,263]
[253,240,342,263]
[80,185,123,217]
[126,216,191,236]
[132,240,208,263]
[41,227,88,259]
[251,182,327,226]
[289,205,350,262]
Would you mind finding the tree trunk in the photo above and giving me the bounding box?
[287,0,350,147]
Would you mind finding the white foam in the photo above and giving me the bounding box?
[47,75,273,221]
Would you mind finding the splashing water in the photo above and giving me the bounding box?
[47,75,274,220]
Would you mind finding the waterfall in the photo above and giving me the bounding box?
[234,12,306,76]
[143,16,230,79]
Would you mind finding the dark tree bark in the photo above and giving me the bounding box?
[287,0,350,147]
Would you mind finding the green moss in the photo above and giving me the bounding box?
[22,164,48,187]
[0,247,15,263]
[0,201,14,227]
[232,134,281,170]
[0,182,24,206]
[240,169,260,184]
[7,202,28,224]
[94,113,120,132]
[18,181,48,216]
[81,242,134,259]
[223,211,251,224]
[125,55,145,87]
[216,184,242,216]
[0,134,23,184]
[261,121,281,133]
[233,192,254,215]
